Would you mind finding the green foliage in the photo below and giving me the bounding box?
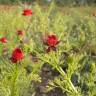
[0,3,96,96]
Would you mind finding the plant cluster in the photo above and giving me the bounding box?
[0,3,96,96]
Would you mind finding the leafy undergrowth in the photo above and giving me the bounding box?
[0,3,96,96]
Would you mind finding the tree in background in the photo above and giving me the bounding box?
[0,0,96,5]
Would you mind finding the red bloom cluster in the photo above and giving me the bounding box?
[46,35,59,47]
[11,48,24,63]
[22,9,33,16]
[1,8,60,64]
[0,37,7,43]
[17,30,24,36]
[44,34,59,53]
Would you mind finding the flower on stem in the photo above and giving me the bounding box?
[0,37,7,43]
[17,30,24,36]
[43,34,59,53]
[10,48,24,63]
[22,9,33,16]
[46,35,59,47]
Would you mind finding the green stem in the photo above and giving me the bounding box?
[55,66,78,94]
[11,66,18,96]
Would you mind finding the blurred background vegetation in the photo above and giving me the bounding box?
[0,0,96,6]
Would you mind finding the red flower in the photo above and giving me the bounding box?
[11,48,24,63]
[17,30,24,36]
[43,34,59,53]
[22,9,33,16]
[46,35,59,47]
[0,37,7,43]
